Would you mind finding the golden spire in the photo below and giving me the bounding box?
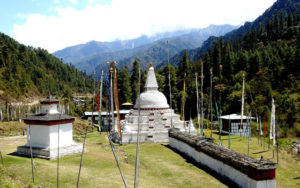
[149,62,153,69]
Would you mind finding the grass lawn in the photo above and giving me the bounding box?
[202,129,300,188]
[0,120,299,187]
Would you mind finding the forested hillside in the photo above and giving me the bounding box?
[0,32,93,100]
[116,0,300,137]
[164,0,300,66]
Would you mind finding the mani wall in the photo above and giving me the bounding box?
[168,128,276,188]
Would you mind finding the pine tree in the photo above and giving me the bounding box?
[118,66,132,104]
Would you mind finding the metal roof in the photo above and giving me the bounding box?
[220,114,255,120]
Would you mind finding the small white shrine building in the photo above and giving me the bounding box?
[119,64,196,143]
[220,114,255,136]
[17,97,82,159]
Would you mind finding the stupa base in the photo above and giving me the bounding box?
[17,143,83,160]
[120,131,169,144]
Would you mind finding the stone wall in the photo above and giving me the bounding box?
[168,128,276,188]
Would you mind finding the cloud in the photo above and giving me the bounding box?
[13,0,276,53]
[68,0,77,4]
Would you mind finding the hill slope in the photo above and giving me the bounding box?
[164,0,300,66]
[0,32,93,99]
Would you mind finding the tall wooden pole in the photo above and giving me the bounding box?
[195,73,200,135]
[241,73,245,137]
[134,63,141,188]
[92,70,96,128]
[29,125,35,183]
[113,61,122,138]
[228,116,231,149]
[219,65,222,146]
[181,74,186,122]
[167,40,173,128]
[276,120,279,164]
[98,71,104,132]
[57,124,60,188]
[201,61,204,136]
[110,67,115,131]
[210,68,213,138]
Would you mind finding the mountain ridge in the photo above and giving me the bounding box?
[53,24,237,73]
[162,0,300,67]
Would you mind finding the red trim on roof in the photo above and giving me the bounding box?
[24,119,74,126]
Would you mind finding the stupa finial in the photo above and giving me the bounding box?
[145,62,158,90]
[149,62,153,69]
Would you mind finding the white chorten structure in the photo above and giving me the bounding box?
[120,63,196,143]
[17,96,82,159]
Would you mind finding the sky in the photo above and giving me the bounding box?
[0,0,277,53]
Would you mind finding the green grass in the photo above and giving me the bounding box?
[0,121,299,187]
[202,128,300,188]
[0,130,226,188]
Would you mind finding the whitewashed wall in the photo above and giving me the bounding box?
[169,137,276,188]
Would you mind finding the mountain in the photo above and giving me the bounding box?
[53,35,158,63]
[0,32,93,99]
[153,0,299,136]
[113,24,237,70]
[53,24,236,74]
[164,0,300,67]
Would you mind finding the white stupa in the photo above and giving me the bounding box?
[17,96,82,159]
[120,63,196,143]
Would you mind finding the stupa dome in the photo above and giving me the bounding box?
[134,63,169,109]
[134,90,169,109]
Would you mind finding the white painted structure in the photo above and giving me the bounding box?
[17,97,82,159]
[120,64,196,143]
[220,114,255,136]
[169,130,276,188]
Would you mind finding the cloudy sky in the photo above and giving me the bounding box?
[0,0,276,53]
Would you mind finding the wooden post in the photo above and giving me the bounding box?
[98,71,104,132]
[240,73,245,137]
[195,73,200,135]
[201,61,204,135]
[113,62,122,138]
[134,62,141,188]
[210,68,213,138]
[167,40,173,128]
[92,70,96,128]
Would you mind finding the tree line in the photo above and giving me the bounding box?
[0,32,94,100]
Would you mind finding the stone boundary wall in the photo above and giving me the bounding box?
[168,128,276,188]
